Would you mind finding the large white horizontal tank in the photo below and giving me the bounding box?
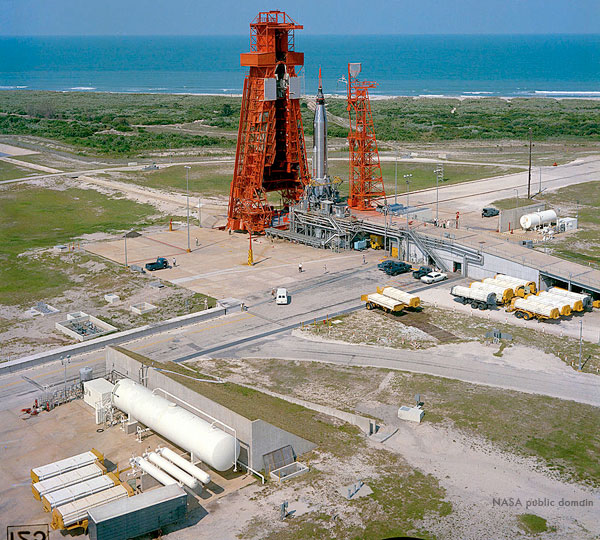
[520,209,557,230]
[112,379,239,471]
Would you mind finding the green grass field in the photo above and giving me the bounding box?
[114,162,234,196]
[329,159,519,197]
[0,159,39,181]
[0,185,159,305]
[111,159,518,200]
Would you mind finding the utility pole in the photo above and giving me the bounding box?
[185,166,191,252]
[434,164,443,225]
[579,320,583,371]
[404,174,412,229]
[404,174,412,260]
[394,149,398,205]
[61,355,71,399]
[527,127,532,200]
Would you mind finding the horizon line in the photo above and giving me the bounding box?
[1,32,600,38]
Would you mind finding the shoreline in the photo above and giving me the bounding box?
[1,87,600,101]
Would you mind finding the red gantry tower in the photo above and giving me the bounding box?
[227,11,310,233]
[346,63,386,210]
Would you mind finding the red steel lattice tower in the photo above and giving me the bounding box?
[346,63,386,210]
[227,11,310,233]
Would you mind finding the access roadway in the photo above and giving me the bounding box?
[1,263,598,414]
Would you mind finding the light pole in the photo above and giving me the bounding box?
[527,127,532,199]
[61,355,71,399]
[198,198,203,228]
[539,167,542,194]
[434,164,443,225]
[404,174,412,229]
[514,189,519,210]
[185,166,191,252]
[394,149,398,205]
[579,320,583,371]
[124,234,128,267]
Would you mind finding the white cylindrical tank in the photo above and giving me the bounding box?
[548,287,591,309]
[146,452,199,490]
[112,379,239,471]
[535,293,571,316]
[520,209,557,230]
[157,447,211,485]
[451,285,495,305]
[471,281,513,303]
[514,298,559,319]
[133,457,177,486]
[379,287,420,308]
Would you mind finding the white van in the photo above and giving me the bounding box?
[276,288,288,305]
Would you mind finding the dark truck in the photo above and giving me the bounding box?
[412,266,432,279]
[482,207,499,218]
[378,260,412,276]
[145,257,169,271]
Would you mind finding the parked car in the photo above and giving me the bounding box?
[377,260,393,271]
[145,257,169,271]
[384,261,412,276]
[421,271,448,284]
[412,266,432,279]
[482,207,499,218]
[276,288,289,305]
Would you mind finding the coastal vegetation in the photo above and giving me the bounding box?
[0,91,599,156]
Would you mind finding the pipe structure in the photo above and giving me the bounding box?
[157,447,211,485]
[146,452,199,490]
[132,456,177,486]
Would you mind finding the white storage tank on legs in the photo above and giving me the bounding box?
[112,378,239,471]
[520,209,557,230]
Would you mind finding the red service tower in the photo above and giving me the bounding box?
[346,62,386,210]
[227,11,310,234]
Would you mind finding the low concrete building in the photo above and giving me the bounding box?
[105,347,315,473]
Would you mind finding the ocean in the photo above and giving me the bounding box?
[1,34,599,98]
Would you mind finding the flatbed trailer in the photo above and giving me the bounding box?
[507,297,559,321]
[451,285,496,310]
[361,293,406,313]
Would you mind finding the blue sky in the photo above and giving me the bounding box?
[1,0,598,35]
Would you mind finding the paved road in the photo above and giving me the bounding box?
[2,262,597,412]
[232,335,600,407]
[0,266,459,409]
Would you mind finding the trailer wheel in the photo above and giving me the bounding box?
[366,302,373,310]
[470,302,478,309]
[522,312,532,321]
[478,303,486,310]
[514,311,523,318]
